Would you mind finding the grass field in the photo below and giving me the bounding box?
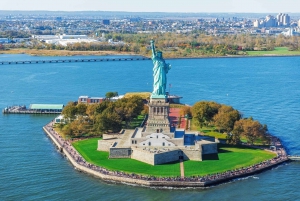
[246,47,300,56]
[73,138,180,176]
[72,138,276,177]
[184,145,275,176]
[124,92,151,99]
[126,115,145,129]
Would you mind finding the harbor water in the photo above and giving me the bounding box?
[0,54,300,200]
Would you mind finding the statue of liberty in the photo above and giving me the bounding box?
[150,40,171,97]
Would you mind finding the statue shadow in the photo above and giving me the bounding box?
[202,153,219,160]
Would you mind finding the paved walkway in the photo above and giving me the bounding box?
[169,108,187,129]
[118,129,134,147]
[180,159,185,178]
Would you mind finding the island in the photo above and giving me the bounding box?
[42,41,289,187]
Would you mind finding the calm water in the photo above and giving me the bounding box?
[1,54,300,200]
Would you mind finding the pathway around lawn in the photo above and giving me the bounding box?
[180,159,185,178]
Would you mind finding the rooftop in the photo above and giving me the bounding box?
[29,104,64,110]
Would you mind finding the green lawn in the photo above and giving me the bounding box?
[184,144,275,176]
[72,138,276,177]
[247,47,300,56]
[127,115,145,128]
[72,138,180,176]
[191,124,228,140]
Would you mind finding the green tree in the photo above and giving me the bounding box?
[94,110,122,133]
[191,101,220,128]
[105,91,118,99]
[62,101,77,121]
[86,103,99,124]
[76,103,87,116]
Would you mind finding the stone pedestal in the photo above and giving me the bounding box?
[147,97,170,132]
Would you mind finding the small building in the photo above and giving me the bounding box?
[29,104,64,113]
[103,19,110,25]
[0,38,11,43]
[168,95,182,104]
[78,96,105,104]
[54,115,65,124]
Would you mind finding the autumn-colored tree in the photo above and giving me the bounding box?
[213,105,241,133]
[76,103,87,116]
[235,118,268,145]
[192,101,220,128]
[180,106,192,118]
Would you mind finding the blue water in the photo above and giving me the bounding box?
[1,54,300,200]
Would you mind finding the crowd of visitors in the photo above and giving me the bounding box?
[44,122,289,185]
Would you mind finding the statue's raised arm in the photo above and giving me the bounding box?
[150,40,156,59]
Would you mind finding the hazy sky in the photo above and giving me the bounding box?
[1,0,299,13]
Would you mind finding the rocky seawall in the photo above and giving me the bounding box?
[43,121,289,188]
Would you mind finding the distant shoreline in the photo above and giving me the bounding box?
[1,49,300,59]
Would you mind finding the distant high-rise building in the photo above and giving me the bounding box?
[265,15,276,27]
[253,15,276,28]
[276,13,290,26]
[254,13,290,28]
[253,20,260,28]
[283,14,290,26]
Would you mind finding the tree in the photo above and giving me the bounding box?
[180,106,192,118]
[213,105,241,133]
[236,118,268,145]
[86,103,99,124]
[62,101,77,121]
[114,96,144,128]
[94,110,122,133]
[76,103,87,116]
[227,120,244,145]
[191,101,220,128]
[105,91,118,99]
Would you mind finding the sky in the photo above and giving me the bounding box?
[1,0,299,13]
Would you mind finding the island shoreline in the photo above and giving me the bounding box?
[43,121,289,188]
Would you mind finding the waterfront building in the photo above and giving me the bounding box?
[78,96,105,104]
[29,104,64,113]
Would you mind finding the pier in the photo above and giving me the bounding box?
[0,57,151,65]
[288,156,300,161]
[2,104,64,114]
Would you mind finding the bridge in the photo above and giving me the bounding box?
[288,155,300,161]
[0,57,151,65]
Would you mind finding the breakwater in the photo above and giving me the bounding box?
[43,121,289,188]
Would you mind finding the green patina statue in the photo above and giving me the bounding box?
[150,40,171,97]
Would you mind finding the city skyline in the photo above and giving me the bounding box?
[1,0,300,13]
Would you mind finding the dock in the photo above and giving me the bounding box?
[288,155,300,161]
[0,57,151,65]
[2,104,64,114]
